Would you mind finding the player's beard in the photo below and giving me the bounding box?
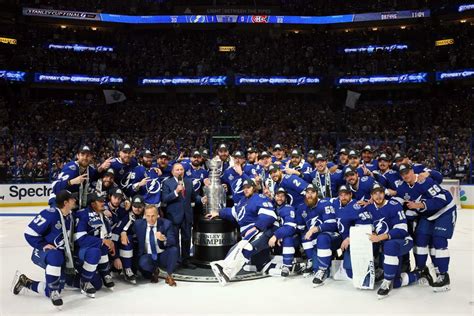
[143,160,152,168]
[192,160,200,167]
[305,196,318,208]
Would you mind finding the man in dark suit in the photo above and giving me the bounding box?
[162,163,207,269]
[134,205,178,286]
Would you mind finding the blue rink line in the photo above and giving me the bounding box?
[0,213,37,216]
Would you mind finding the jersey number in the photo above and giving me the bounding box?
[398,211,406,221]
[33,215,47,226]
[428,185,442,196]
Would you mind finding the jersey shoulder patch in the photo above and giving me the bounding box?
[361,176,369,182]
[68,164,77,171]
[283,174,291,180]
[389,200,399,206]
[45,207,56,213]
[353,203,361,210]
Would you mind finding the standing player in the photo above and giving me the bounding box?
[130,149,162,207]
[109,144,139,195]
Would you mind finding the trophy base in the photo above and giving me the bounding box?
[192,215,239,265]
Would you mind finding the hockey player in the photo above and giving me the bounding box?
[50,145,107,208]
[109,144,139,194]
[94,168,117,196]
[366,183,418,299]
[333,185,372,279]
[130,149,162,206]
[254,151,274,196]
[305,153,344,199]
[395,163,456,292]
[268,187,297,277]
[392,152,443,184]
[13,190,78,308]
[244,147,262,177]
[371,153,401,193]
[207,179,277,285]
[306,149,317,168]
[299,184,341,287]
[111,195,146,284]
[337,148,350,170]
[361,145,378,172]
[183,150,209,194]
[344,166,376,204]
[74,192,115,297]
[271,144,287,165]
[284,149,312,179]
[269,163,309,207]
[221,151,251,204]
[155,151,174,183]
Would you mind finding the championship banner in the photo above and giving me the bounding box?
[0,183,51,207]
[22,8,100,21]
[235,76,320,86]
[337,73,428,85]
[138,76,227,86]
[34,73,124,85]
[436,69,474,81]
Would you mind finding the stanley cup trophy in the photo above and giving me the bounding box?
[193,158,238,265]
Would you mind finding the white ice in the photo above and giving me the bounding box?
[0,207,473,316]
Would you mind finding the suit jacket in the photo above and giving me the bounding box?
[134,217,177,257]
[162,176,201,225]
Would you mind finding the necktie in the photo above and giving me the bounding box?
[149,226,158,260]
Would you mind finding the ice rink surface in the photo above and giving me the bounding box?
[0,206,472,316]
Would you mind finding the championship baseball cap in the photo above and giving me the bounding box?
[109,187,124,198]
[233,151,245,158]
[394,152,407,162]
[268,164,280,174]
[398,163,413,175]
[344,166,357,177]
[378,153,391,162]
[131,195,145,208]
[192,150,202,157]
[291,149,302,157]
[218,144,228,152]
[247,147,257,153]
[120,144,132,153]
[338,185,351,194]
[362,145,374,153]
[56,190,78,205]
[315,153,327,161]
[260,151,271,158]
[275,187,287,195]
[348,150,359,158]
[202,149,210,159]
[79,145,91,154]
[143,149,153,158]
[88,192,106,204]
[307,149,316,157]
[273,144,283,151]
[242,179,256,188]
[370,183,385,194]
[158,152,169,158]
[104,168,115,177]
[305,184,317,192]
[339,148,349,155]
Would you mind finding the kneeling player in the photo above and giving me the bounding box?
[366,183,418,299]
[301,184,341,287]
[268,187,297,277]
[207,179,278,285]
[74,192,115,297]
[12,190,77,309]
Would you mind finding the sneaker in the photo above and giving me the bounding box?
[123,268,136,284]
[432,272,450,292]
[281,266,290,278]
[312,269,328,287]
[80,280,96,298]
[377,279,393,299]
[50,290,63,309]
[11,271,33,295]
[102,274,115,289]
[210,262,230,286]
[417,267,434,286]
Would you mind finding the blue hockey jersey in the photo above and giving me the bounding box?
[110,157,138,193]
[219,193,277,236]
[297,198,338,234]
[221,167,251,204]
[130,165,162,205]
[25,207,73,250]
[74,207,112,249]
[332,198,372,239]
[183,164,209,193]
[394,177,455,221]
[348,176,376,201]
[273,203,297,240]
[274,174,309,207]
[305,169,345,198]
[366,199,411,241]
[50,161,98,207]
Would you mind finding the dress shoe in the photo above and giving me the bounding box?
[151,267,160,283]
[165,275,177,287]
